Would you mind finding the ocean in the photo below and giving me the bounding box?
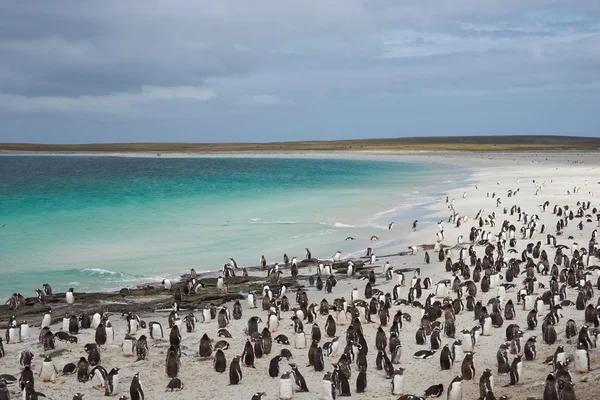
[0,155,465,300]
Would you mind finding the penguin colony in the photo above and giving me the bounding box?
[1,173,600,399]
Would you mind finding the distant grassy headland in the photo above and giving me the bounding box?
[1,135,599,153]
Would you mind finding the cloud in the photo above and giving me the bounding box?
[0,86,215,114]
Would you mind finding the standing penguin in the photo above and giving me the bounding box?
[356,366,367,393]
[135,335,148,361]
[479,369,493,400]
[543,373,559,400]
[129,373,144,400]
[461,353,475,380]
[165,345,180,378]
[242,339,256,368]
[289,363,309,392]
[229,356,242,385]
[440,344,453,370]
[447,376,463,400]
[199,333,213,358]
[105,367,121,396]
[391,367,405,395]
[524,336,537,361]
[76,357,89,383]
[39,356,58,383]
[574,344,590,374]
[509,354,523,385]
[69,315,79,335]
[66,288,75,311]
[148,321,163,341]
[313,347,324,372]
[269,356,282,378]
[214,349,227,373]
[279,372,295,400]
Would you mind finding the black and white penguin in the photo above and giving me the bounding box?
[413,350,436,359]
[289,363,309,392]
[66,288,75,310]
[461,352,475,380]
[199,333,213,358]
[424,383,444,398]
[104,367,121,396]
[574,344,590,373]
[229,356,242,385]
[313,347,325,372]
[509,354,523,385]
[214,349,227,373]
[39,356,58,383]
[543,373,559,400]
[90,365,108,388]
[524,336,537,361]
[169,325,181,347]
[279,372,294,400]
[391,367,405,395]
[76,357,89,382]
[431,327,442,350]
[165,345,180,378]
[479,368,493,400]
[242,339,256,368]
[62,362,76,375]
[447,376,463,400]
[269,355,282,378]
[135,335,148,361]
[129,373,144,400]
[440,344,453,370]
[251,392,266,400]
[166,377,184,392]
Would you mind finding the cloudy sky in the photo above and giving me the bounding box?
[0,1,598,143]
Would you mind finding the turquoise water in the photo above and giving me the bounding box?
[0,156,462,299]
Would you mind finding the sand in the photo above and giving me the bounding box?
[1,151,600,400]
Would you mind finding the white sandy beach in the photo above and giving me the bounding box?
[2,151,600,400]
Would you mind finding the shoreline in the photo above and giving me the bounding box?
[1,152,599,399]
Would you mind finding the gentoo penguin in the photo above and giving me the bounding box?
[216,276,224,292]
[461,352,475,380]
[461,330,473,352]
[199,333,213,358]
[61,362,76,375]
[543,373,559,400]
[313,347,325,372]
[413,350,436,359]
[90,364,108,389]
[242,339,256,367]
[269,355,283,378]
[166,378,184,392]
[39,356,58,383]
[479,369,493,400]
[6,321,19,344]
[440,344,453,370]
[524,336,536,361]
[251,393,266,400]
[431,327,442,350]
[289,363,309,392]
[214,349,227,373]
[248,292,257,309]
[424,383,444,398]
[391,367,405,395]
[41,311,52,330]
[279,372,294,400]
[135,335,148,361]
[356,365,367,393]
[129,373,144,400]
[229,356,242,385]
[333,363,351,396]
[76,357,89,382]
[268,312,279,333]
[574,344,590,373]
[322,372,335,400]
[509,354,523,385]
[122,335,136,357]
[68,315,79,335]
[559,381,577,400]
[325,315,336,338]
[165,345,180,378]
[162,279,172,290]
[91,312,102,329]
[447,376,463,400]
[66,288,75,310]
[105,368,120,396]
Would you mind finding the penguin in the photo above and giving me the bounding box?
[313,347,325,372]
[322,372,335,400]
[6,323,19,344]
[251,393,266,400]
[166,377,184,392]
[461,330,473,352]
[268,312,279,333]
[431,327,442,350]
[416,326,427,345]
[229,356,242,385]
[391,367,405,395]
[66,288,75,310]
[325,315,336,338]
[279,372,295,400]
[62,362,76,375]
[447,376,463,400]
[68,315,79,335]
[559,381,576,400]
[424,383,444,398]
[76,357,89,382]
[543,373,558,400]
[289,363,309,392]
[165,345,180,378]
[129,373,144,400]
[184,314,197,333]
[275,334,290,345]
[574,344,590,373]
[295,330,307,350]
[356,365,367,393]
[269,355,282,378]
[41,311,52,330]
[248,292,257,309]
[19,350,33,367]
[95,320,107,346]
[334,363,351,396]
[91,312,102,329]
[440,344,453,370]
[509,354,523,385]
[214,349,227,373]
[461,352,475,380]
[105,368,121,396]
[479,369,493,400]
[39,356,58,383]
[0,379,10,400]
[90,365,108,388]
[413,350,436,359]
[122,335,136,357]
[242,339,256,368]
[135,335,148,361]
[524,336,536,361]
